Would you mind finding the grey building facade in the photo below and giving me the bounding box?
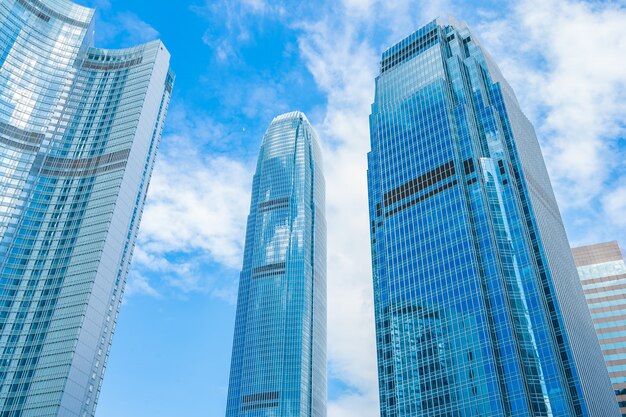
[0,1,173,415]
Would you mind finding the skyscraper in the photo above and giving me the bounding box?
[225,112,326,417]
[367,18,618,416]
[573,241,626,416]
[0,1,173,416]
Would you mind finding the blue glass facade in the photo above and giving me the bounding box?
[0,1,173,416]
[225,112,326,417]
[367,18,618,417]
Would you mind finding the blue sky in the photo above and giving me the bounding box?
[72,0,626,416]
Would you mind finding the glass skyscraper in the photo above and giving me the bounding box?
[573,241,626,416]
[367,18,618,417]
[225,112,326,417]
[0,1,173,416]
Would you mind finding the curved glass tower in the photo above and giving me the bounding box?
[0,1,173,416]
[367,18,618,417]
[225,112,326,417]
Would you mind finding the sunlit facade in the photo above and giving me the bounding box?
[225,112,326,417]
[0,1,173,416]
[573,241,626,416]
[367,18,618,417]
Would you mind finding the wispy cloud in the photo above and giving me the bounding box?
[139,151,251,269]
[473,0,626,257]
[116,12,159,44]
[603,186,626,228]
[91,8,159,47]
[295,1,451,415]
[124,271,161,299]
[128,104,253,300]
[478,0,626,212]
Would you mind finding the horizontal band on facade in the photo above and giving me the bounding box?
[599,335,626,346]
[381,26,439,73]
[385,179,458,218]
[0,135,40,152]
[606,358,626,367]
[16,0,90,28]
[252,271,284,279]
[242,391,279,404]
[587,293,626,305]
[384,160,456,207]
[251,262,286,279]
[259,197,289,212]
[37,149,130,177]
[0,121,44,143]
[584,281,626,295]
[573,242,624,267]
[593,315,626,324]
[581,273,626,286]
[41,149,129,170]
[81,57,143,71]
[600,347,626,356]
[241,402,278,411]
[613,382,626,391]
[597,325,626,335]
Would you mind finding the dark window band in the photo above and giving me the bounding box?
[0,121,44,142]
[0,136,39,152]
[385,180,458,217]
[241,402,278,411]
[38,149,130,177]
[81,57,143,71]
[384,160,455,207]
[381,27,439,73]
[0,121,44,151]
[259,197,289,212]
[252,262,286,278]
[242,391,279,404]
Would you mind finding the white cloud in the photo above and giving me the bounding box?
[88,0,111,11]
[328,392,379,417]
[477,0,626,211]
[124,271,160,299]
[95,11,159,47]
[297,12,378,417]
[117,12,159,44]
[603,185,626,228]
[296,1,451,415]
[139,151,251,269]
[127,105,253,299]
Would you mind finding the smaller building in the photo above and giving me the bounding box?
[573,241,626,416]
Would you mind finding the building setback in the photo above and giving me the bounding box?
[0,0,173,415]
[225,112,326,417]
[366,18,618,416]
[573,241,626,416]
